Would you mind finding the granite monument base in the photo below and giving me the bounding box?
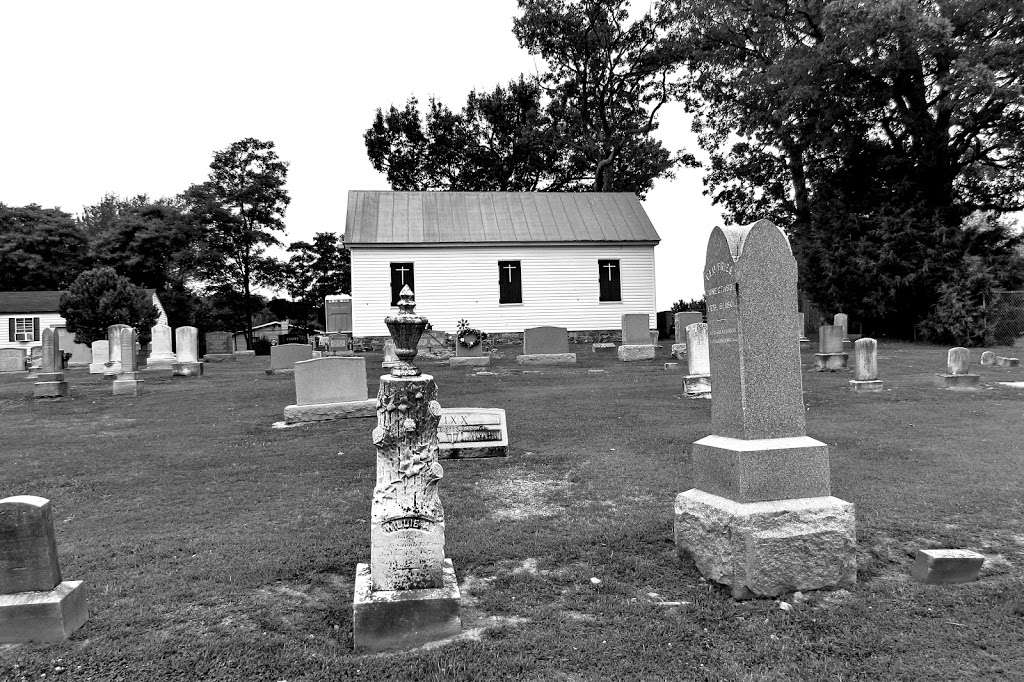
[682,374,711,399]
[670,343,686,359]
[814,353,849,371]
[172,361,204,377]
[88,363,106,374]
[283,399,377,423]
[675,489,856,599]
[617,344,655,362]
[33,379,68,399]
[112,373,144,396]
[935,373,980,389]
[146,357,176,371]
[203,353,235,363]
[449,356,490,369]
[0,581,88,643]
[591,343,616,352]
[690,435,831,503]
[516,353,577,366]
[352,559,461,653]
[849,379,884,392]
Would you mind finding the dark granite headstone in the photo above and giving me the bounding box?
[674,312,703,344]
[522,326,569,355]
[620,314,651,345]
[0,496,61,594]
[205,331,233,355]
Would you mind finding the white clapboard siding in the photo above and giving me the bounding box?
[0,313,65,351]
[351,244,656,337]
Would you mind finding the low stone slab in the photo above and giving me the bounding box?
[33,381,68,399]
[172,362,204,377]
[935,373,980,389]
[112,374,143,397]
[283,399,376,423]
[233,350,256,358]
[911,549,984,584]
[352,559,461,653]
[437,408,508,459]
[617,344,655,362]
[849,379,883,392]
[814,353,848,371]
[682,374,711,399]
[980,351,996,366]
[996,356,1020,367]
[516,353,576,366]
[675,489,856,599]
[0,580,88,643]
[449,356,490,369]
[690,435,832,503]
[591,343,616,352]
[203,353,235,363]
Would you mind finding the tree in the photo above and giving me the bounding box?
[59,267,159,346]
[668,0,1024,336]
[0,204,91,291]
[281,232,351,327]
[183,138,289,344]
[671,297,706,314]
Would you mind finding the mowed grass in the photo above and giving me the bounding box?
[0,340,1023,681]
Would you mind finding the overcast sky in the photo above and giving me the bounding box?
[1,0,723,308]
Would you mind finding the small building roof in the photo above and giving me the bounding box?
[344,191,660,246]
[0,291,64,313]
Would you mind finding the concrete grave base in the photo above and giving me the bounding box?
[33,381,68,399]
[911,549,984,584]
[516,353,577,366]
[283,399,376,423]
[203,353,235,363]
[0,581,88,643]
[617,344,656,361]
[682,374,711,399]
[996,356,1020,367]
[935,373,980,389]
[849,379,884,392]
[172,361,204,377]
[88,363,106,374]
[690,435,832,503]
[814,353,848,371]
[449,356,490,368]
[591,343,617,352]
[352,559,461,653]
[675,489,856,599]
[234,350,256,358]
[670,343,687,359]
[112,373,144,396]
[142,367,174,378]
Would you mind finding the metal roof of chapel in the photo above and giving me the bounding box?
[344,191,660,246]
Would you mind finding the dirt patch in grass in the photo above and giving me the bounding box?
[477,467,567,521]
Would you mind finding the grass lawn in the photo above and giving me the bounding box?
[0,341,1022,681]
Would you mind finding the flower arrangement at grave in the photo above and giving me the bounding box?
[456,318,487,349]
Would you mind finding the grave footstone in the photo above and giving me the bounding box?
[0,348,26,373]
[204,331,235,362]
[516,326,576,365]
[266,343,313,375]
[437,408,509,458]
[617,313,656,361]
[0,496,88,642]
[105,324,131,377]
[814,325,849,371]
[935,347,979,389]
[146,324,176,372]
[283,356,376,422]
[675,219,856,599]
[88,341,108,374]
[672,312,703,358]
[849,338,883,392]
[172,326,203,377]
[112,328,144,396]
[33,328,68,398]
[352,286,461,652]
[682,323,711,399]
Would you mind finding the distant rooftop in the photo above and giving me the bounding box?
[0,288,158,314]
[344,191,660,246]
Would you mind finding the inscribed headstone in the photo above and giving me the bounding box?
[0,496,61,593]
[175,327,199,362]
[819,325,844,354]
[853,338,878,381]
[293,356,368,405]
[522,326,569,355]
[270,343,313,371]
[685,323,710,375]
[947,347,970,375]
[674,312,703,344]
[205,331,233,355]
[621,314,651,345]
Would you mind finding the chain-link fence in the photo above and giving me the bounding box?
[989,290,1024,346]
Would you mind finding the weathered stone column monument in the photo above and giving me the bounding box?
[814,324,849,371]
[112,328,144,396]
[675,219,856,599]
[849,338,883,392]
[33,328,68,399]
[105,324,131,377]
[352,286,461,652]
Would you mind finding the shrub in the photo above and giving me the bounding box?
[59,267,159,346]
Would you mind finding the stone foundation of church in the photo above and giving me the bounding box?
[354,329,638,351]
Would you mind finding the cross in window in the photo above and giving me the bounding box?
[395,265,410,284]
[503,263,517,282]
[603,262,617,281]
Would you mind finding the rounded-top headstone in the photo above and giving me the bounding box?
[947,347,970,375]
[979,350,996,366]
[176,326,199,363]
[0,495,62,594]
[853,338,878,381]
[685,323,710,375]
[819,325,844,354]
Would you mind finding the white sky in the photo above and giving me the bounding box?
[0,0,722,309]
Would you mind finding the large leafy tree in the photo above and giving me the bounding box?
[281,232,351,327]
[0,204,91,290]
[59,267,159,346]
[668,0,1024,336]
[184,138,289,344]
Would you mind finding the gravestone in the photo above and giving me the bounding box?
[172,326,203,377]
[112,328,144,396]
[996,355,1020,367]
[682,323,711,399]
[353,286,461,652]
[204,331,235,362]
[105,324,131,376]
[911,549,984,584]
[382,339,399,368]
[146,323,176,371]
[25,346,42,379]
[437,408,509,458]
[980,350,996,366]
[282,356,376,423]
[517,326,576,365]
[0,348,26,373]
[0,496,88,642]
[672,311,703,358]
[266,343,313,374]
[451,328,489,368]
[88,341,108,374]
[675,219,856,599]
[833,313,850,343]
[618,313,655,361]
[33,328,68,398]
[849,338,883,392]
[233,334,255,357]
[935,346,979,389]
[814,325,849,371]
[797,312,810,343]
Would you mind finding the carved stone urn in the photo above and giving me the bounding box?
[384,285,427,377]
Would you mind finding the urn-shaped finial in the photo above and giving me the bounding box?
[384,286,427,377]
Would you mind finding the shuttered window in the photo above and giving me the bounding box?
[498,261,522,304]
[9,317,38,342]
[390,262,415,306]
[598,260,621,302]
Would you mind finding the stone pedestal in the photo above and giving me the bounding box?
[849,379,883,392]
[516,353,576,365]
[449,356,490,368]
[112,372,144,396]
[0,581,88,643]
[690,435,831,503]
[675,489,856,599]
[814,353,848,371]
[33,377,68,399]
[34,330,68,398]
[617,344,655,362]
[682,374,711,399]
[172,361,204,377]
[935,373,980,389]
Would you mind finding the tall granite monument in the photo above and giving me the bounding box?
[33,328,68,399]
[352,286,461,652]
[675,219,856,599]
[112,328,144,396]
